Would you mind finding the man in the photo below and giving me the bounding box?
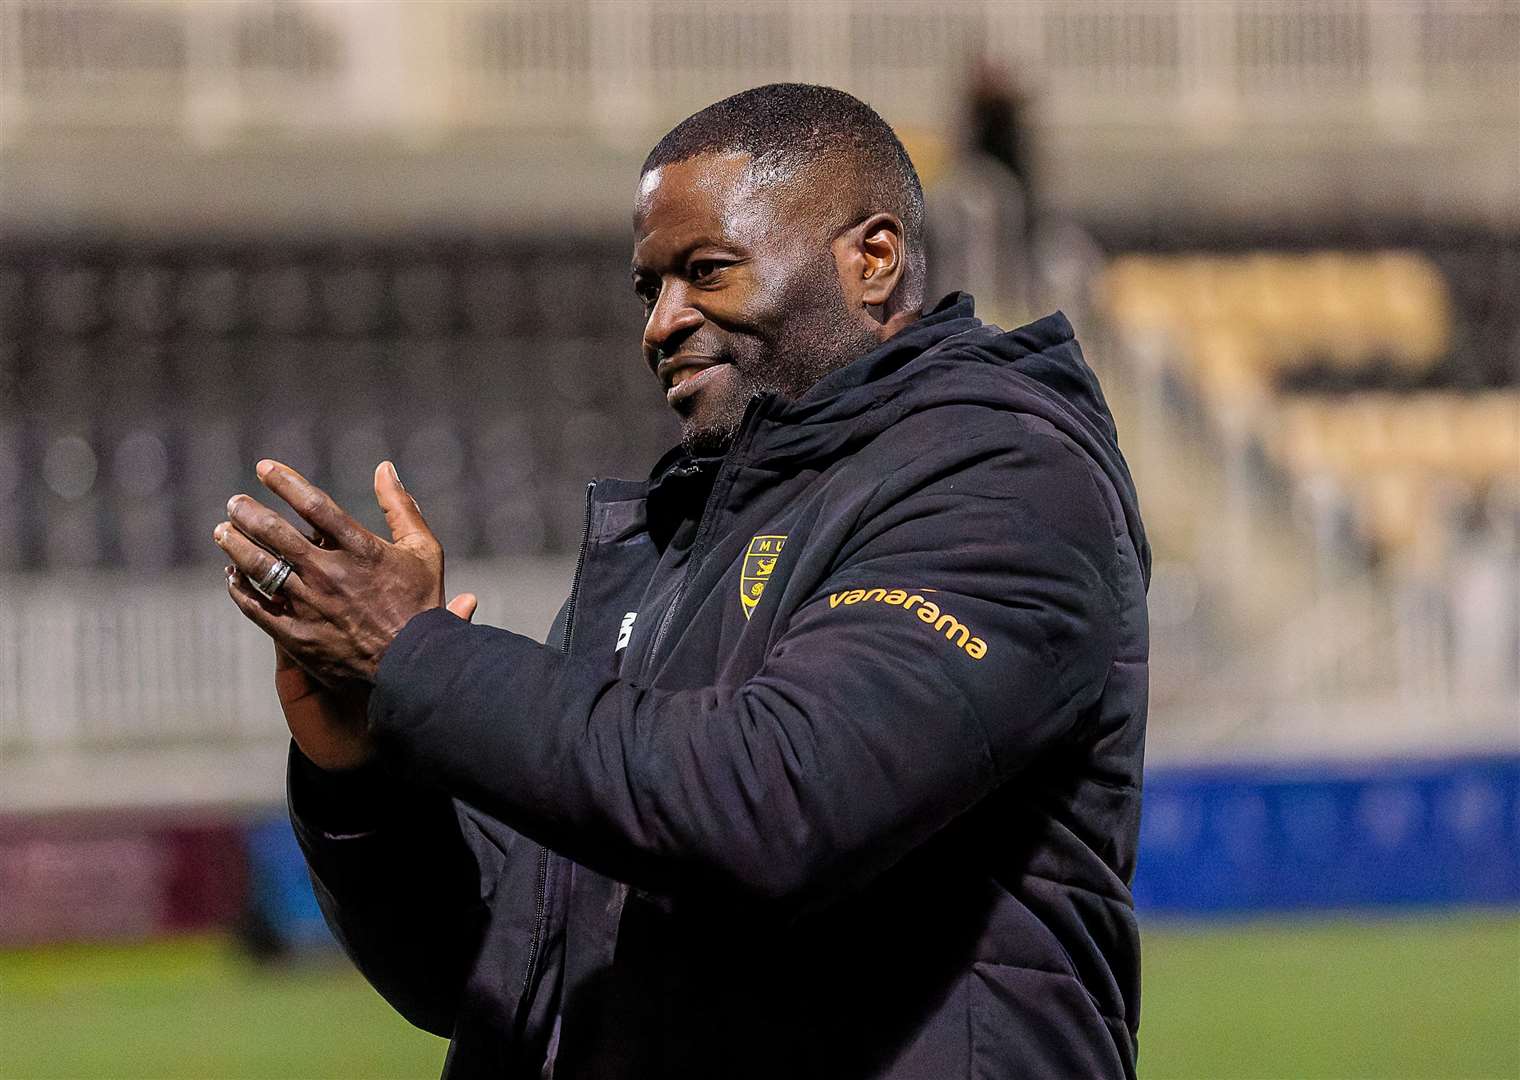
[215,84,1149,1079]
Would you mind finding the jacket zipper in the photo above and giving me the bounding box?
[646,396,767,663]
[559,481,597,653]
[646,473,724,663]
[517,847,551,1019]
[520,481,595,1017]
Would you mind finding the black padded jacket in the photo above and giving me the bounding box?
[289,294,1151,1079]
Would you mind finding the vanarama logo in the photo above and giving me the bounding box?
[740,534,787,620]
[827,587,989,660]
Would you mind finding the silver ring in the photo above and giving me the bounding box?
[252,558,293,599]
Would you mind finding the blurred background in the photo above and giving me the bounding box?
[0,1,1516,1077]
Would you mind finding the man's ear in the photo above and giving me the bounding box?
[834,212,907,315]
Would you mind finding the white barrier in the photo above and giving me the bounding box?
[0,556,573,811]
[1,531,1513,812]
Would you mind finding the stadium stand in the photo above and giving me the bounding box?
[0,235,671,573]
[0,0,1513,864]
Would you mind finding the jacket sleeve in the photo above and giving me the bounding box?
[368,428,1125,911]
[288,745,548,1039]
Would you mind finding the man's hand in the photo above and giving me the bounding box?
[215,459,469,686]
[273,593,477,772]
[273,642,374,770]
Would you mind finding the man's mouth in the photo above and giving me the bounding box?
[661,359,730,406]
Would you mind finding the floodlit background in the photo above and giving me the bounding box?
[1,1,1517,1077]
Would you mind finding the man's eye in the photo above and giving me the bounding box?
[634,280,659,308]
[689,260,724,283]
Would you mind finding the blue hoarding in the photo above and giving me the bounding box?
[245,752,1520,944]
[1133,753,1520,913]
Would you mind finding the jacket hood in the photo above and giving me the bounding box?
[751,293,1150,584]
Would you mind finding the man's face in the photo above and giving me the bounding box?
[631,152,877,455]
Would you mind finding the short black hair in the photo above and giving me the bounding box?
[642,84,926,293]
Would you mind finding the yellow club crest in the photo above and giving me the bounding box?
[740,534,787,620]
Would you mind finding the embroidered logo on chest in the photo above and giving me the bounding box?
[740,534,788,620]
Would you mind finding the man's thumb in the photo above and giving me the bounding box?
[374,460,434,547]
[446,592,478,621]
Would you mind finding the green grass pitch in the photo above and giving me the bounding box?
[1,912,1516,1079]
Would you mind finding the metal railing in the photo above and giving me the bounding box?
[2,0,1514,146]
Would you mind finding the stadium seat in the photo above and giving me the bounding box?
[1099,245,1511,567]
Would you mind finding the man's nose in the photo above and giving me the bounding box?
[642,282,703,369]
